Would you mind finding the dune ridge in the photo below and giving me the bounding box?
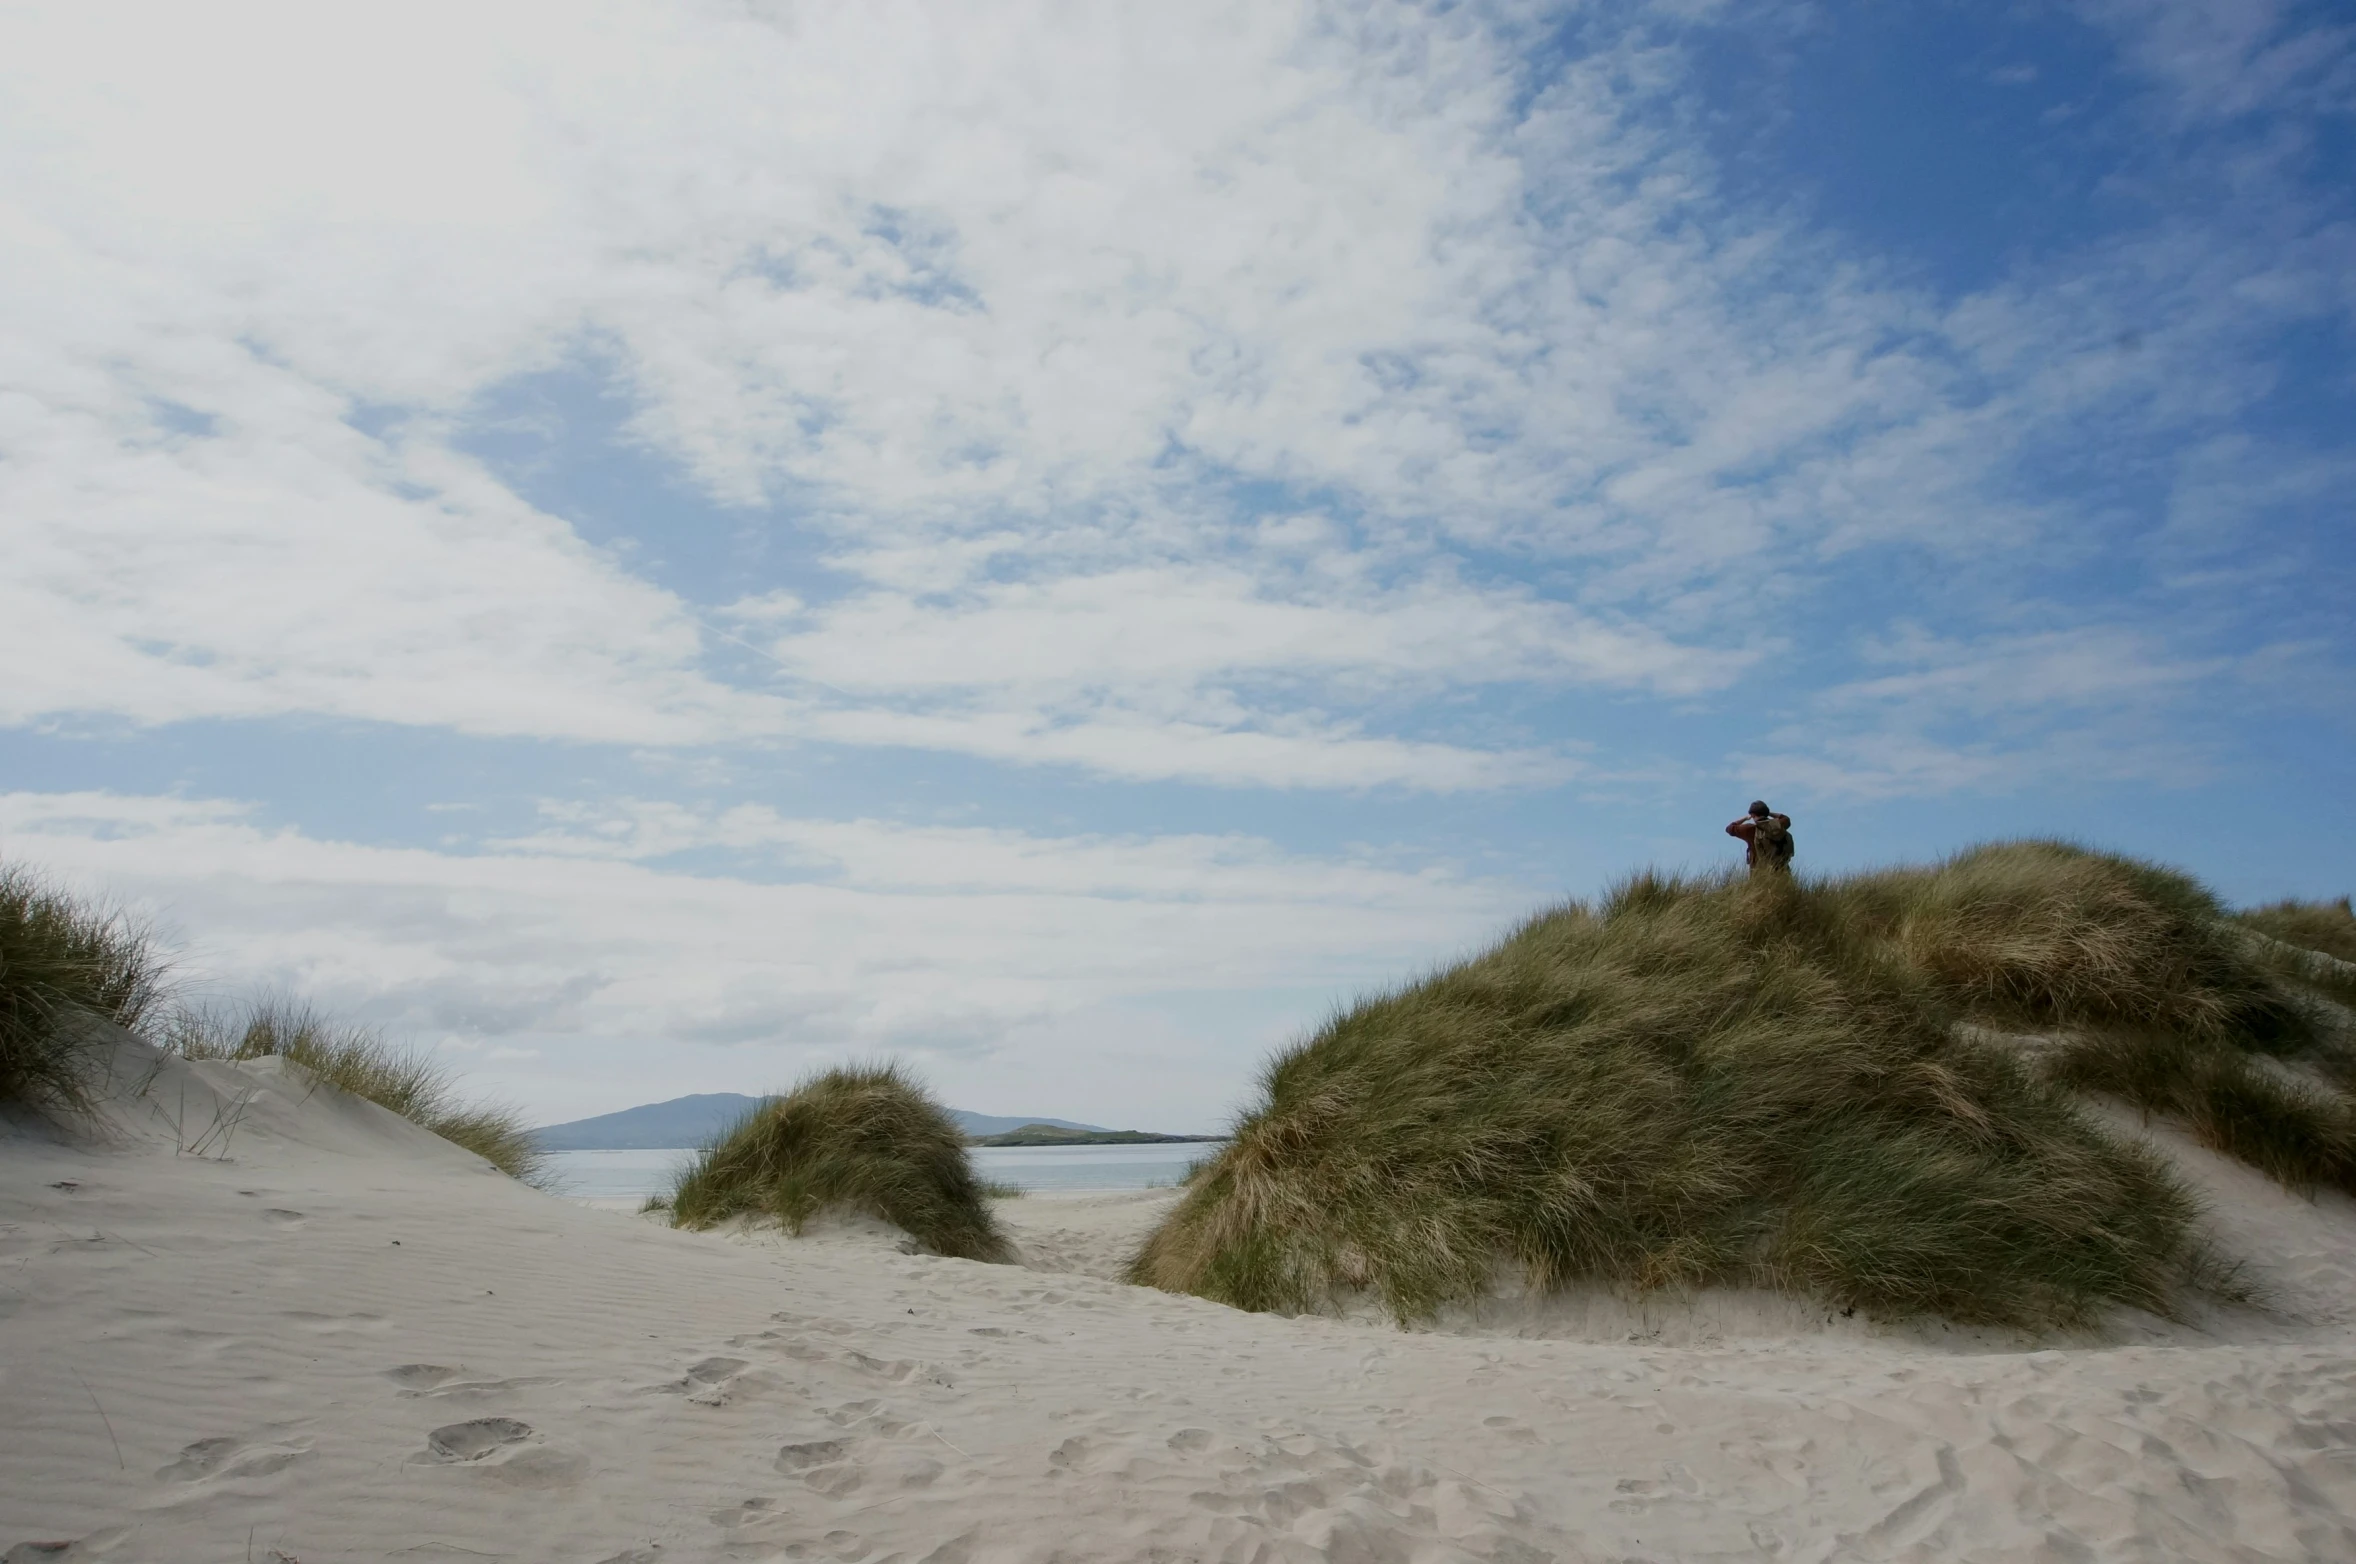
[1134,844,2356,1330]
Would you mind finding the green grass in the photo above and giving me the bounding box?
[168,998,550,1186]
[2238,896,2356,966]
[1,864,548,1188]
[666,1064,1013,1261]
[1,863,170,1118]
[1132,842,2349,1331]
[1827,845,2356,1173]
[2234,898,2356,1020]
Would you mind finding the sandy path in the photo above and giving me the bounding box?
[6,1043,2356,1562]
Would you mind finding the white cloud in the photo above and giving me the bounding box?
[1739,624,2311,799]
[0,0,2344,793]
[795,705,1576,791]
[491,798,1481,900]
[3,0,1781,785]
[760,562,1745,698]
[0,789,1533,1125]
[0,381,786,742]
[1827,626,2225,716]
[2074,0,2356,122]
[735,556,1743,786]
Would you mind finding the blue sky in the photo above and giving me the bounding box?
[3,0,2350,1131]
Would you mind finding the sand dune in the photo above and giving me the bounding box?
[6,1034,2356,1562]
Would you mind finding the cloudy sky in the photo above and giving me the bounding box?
[4,1,2350,1131]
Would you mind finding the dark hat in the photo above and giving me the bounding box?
[1748,800,1771,816]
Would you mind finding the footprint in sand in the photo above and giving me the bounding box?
[685,1355,748,1386]
[647,1355,763,1406]
[847,1350,919,1381]
[407,1375,557,1400]
[260,1209,305,1226]
[1048,1435,1131,1475]
[822,1400,910,1434]
[710,1496,781,1528]
[4,1528,132,1563]
[1481,1415,1542,1446]
[778,1438,867,1496]
[777,1439,851,1472]
[155,1434,310,1482]
[766,1338,836,1364]
[283,1310,388,1335]
[156,1437,242,1481]
[423,1417,535,1463]
[382,1363,459,1389]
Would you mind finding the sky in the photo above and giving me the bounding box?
[3,0,2351,1133]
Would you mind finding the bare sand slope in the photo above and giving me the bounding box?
[7,1040,2356,1563]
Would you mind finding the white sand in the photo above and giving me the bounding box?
[7,1035,2356,1562]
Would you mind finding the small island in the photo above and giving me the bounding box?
[968,1122,1227,1147]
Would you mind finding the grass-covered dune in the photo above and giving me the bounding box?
[169,999,548,1184]
[665,1064,1014,1262]
[1,860,545,1184]
[2240,896,2356,971]
[1131,842,2356,1332]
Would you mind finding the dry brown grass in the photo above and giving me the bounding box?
[169,998,549,1185]
[2239,897,2356,965]
[667,1064,1011,1261]
[1133,842,2342,1330]
[1,862,170,1118]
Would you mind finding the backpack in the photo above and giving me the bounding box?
[1753,815,1794,867]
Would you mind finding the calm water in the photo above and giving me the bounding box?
[544,1142,1223,1202]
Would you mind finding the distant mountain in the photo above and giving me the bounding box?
[954,1109,1108,1138]
[533,1093,761,1150]
[532,1093,1108,1151]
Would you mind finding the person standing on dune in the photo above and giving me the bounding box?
[1727,800,1794,874]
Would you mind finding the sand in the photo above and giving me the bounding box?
[6,1034,2356,1562]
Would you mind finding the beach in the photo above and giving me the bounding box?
[544,1143,1219,1206]
[7,1036,2356,1562]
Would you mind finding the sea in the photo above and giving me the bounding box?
[543,1142,1224,1203]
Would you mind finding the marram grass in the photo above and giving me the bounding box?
[1132,842,2354,1331]
[2238,896,2356,967]
[667,1064,1012,1262]
[0,863,169,1118]
[168,998,550,1186]
[2,861,548,1187]
[2235,897,2356,1019]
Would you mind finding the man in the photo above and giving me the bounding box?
[1726,800,1794,874]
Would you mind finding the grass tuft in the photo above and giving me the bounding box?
[1132,843,2353,1330]
[2233,897,2356,1021]
[2238,896,2356,965]
[667,1064,1012,1261]
[168,997,550,1186]
[0,863,170,1118]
